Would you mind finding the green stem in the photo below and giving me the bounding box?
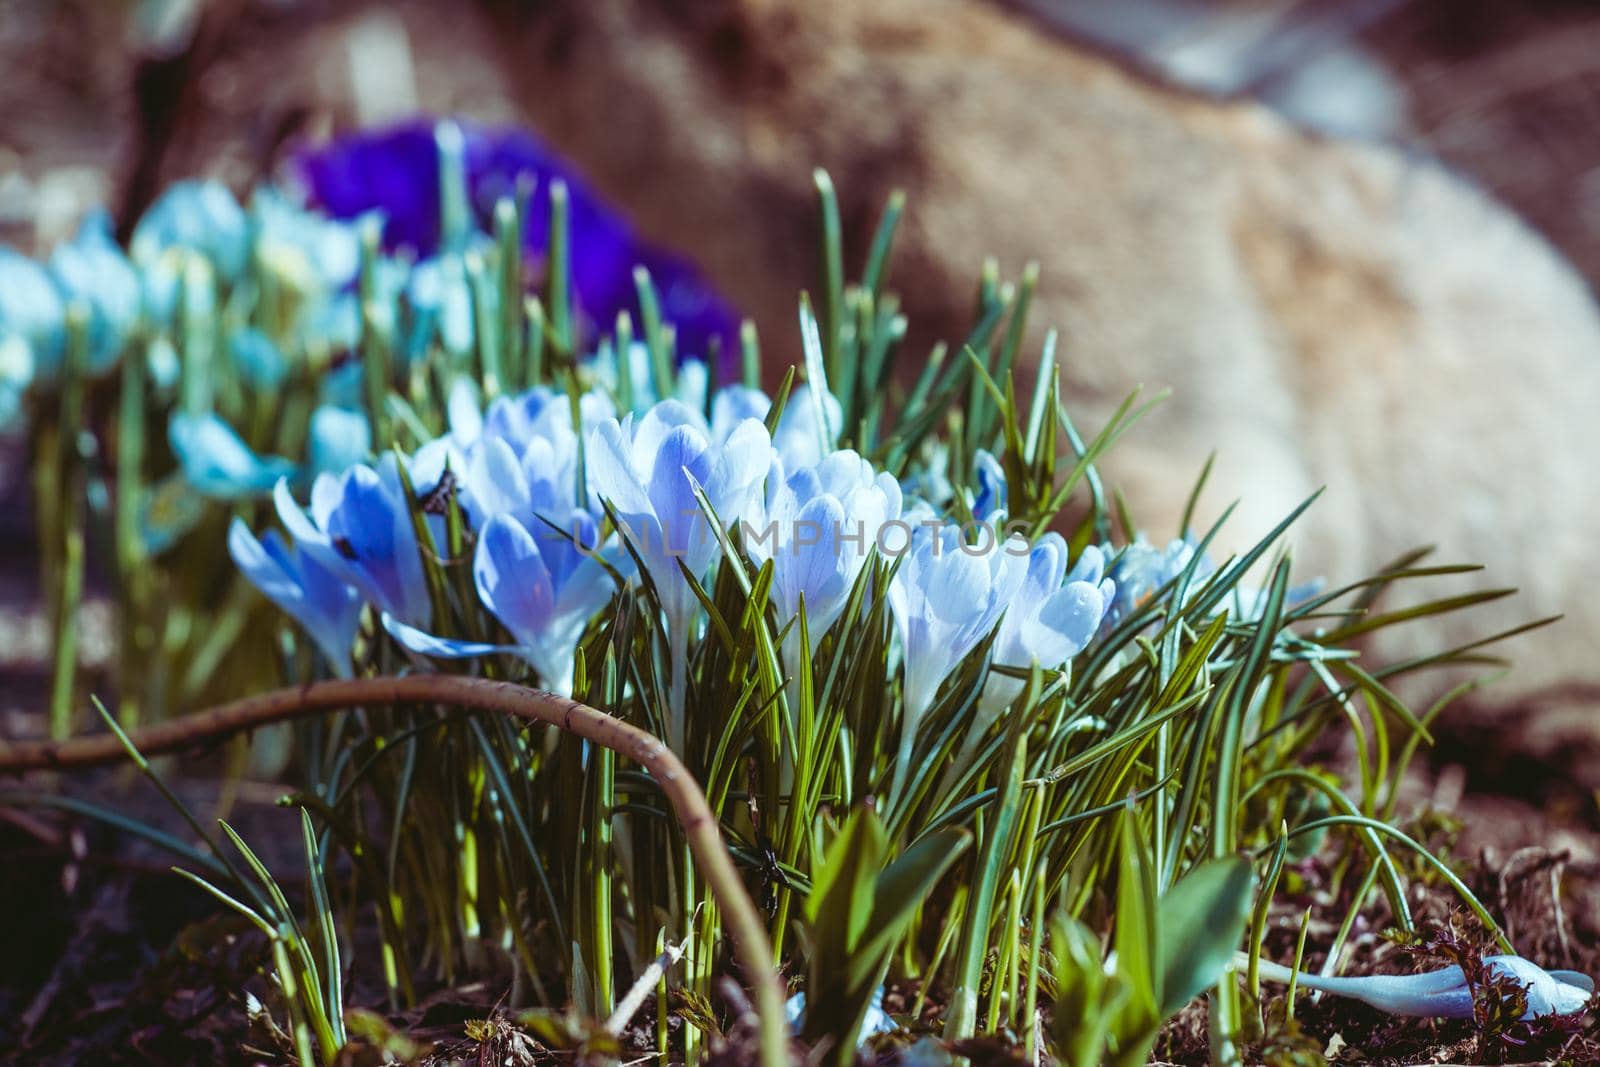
[114,340,148,728]
[592,744,615,1015]
[48,307,90,739]
[945,728,1027,1041]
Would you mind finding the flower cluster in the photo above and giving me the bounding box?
[233,372,1120,742]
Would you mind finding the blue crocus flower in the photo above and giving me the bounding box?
[294,120,741,363]
[1255,955,1592,1020]
[745,449,902,664]
[274,456,432,627]
[0,336,32,430]
[169,411,296,500]
[1103,538,1208,628]
[585,341,658,411]
[131,180,251,284]
[308,405,372,476]
[47,211,140,376]
[884,525,1033,800]
[407,254,476,357]
[976,538,1114,728]
[587,400,772,625]
[0,246,64,384]
[691,380,842,468]
[1103,536,1321,629]
[473,509,618,694]
[384,511,618,697]
[888,527,1032,728]
[785,986,897,1041]
[228,517,361,677]
[898,443,955,512]
[252,185,362,293]
[588,398,773,744]
[476,385,614,465]
[383,384,625,694]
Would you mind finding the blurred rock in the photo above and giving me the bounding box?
[1017,0,1413,140]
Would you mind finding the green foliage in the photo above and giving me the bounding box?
[1049,807,1255,1067]
[803,805,970,1063]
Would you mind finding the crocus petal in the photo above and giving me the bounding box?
[447,377,485,442]
[711,386,770,442]
[320,460,432,624]
[473,513,558,652]
[48,212,140,376]
[586,419,657,523]
[472,512,606,695]
[382,613,525,660]
[228,517,359,676]
[131,180,250,282]
[230,327,289,389]
[972,449,1007,521]
[170,412,297,499]
[1256,955,1593,1020]
[464,436,533,524]
[0,247,65,382]
[647,426,714,557]
[309,405,372,476]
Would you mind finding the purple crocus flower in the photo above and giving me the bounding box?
[294,120,740,362]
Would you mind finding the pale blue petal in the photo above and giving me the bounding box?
[473,513,557,652]
[674,358,708,413]
[230,327,288,389]
[711,385,770,442]
[383,613,524,660]
[323,462,430,624]
[447,377,484,442]
[308,405,372,475]
[586,419,656,523]
[0,247,65,381]
[170,412,296,500]
[229,517,358,675]
[47,212,139,375]
[1066,544,1105,586]
[647,426,714,554]
[463,437,532,524]
[131,180,250,282]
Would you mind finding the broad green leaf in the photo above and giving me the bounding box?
[1157,856,1254,1016]
[849,827,972,989]
[1108,805,1160,1066]
[1048,912,1117,1067]
[805,806,887,954]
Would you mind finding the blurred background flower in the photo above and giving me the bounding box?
[295,121,742,363]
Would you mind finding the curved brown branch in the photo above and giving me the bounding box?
[0,676,792,1067]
